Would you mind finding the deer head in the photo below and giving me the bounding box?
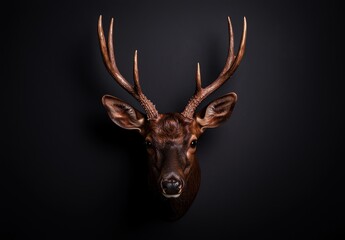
[97,15,247,220]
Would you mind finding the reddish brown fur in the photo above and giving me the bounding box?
[144,113,201,220]
[146,113,192,139]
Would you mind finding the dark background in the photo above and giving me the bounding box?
[2,0,343,239]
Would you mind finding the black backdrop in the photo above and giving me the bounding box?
[2,0,343,239]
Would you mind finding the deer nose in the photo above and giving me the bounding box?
[161,177,183,197]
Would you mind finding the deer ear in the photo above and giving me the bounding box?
[195,92,237,131]
[102,95,146,132]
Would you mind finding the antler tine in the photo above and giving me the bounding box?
[181,16,247,119]
[195,62,202,92]
[98,15,159,120]
[227,17,247,75]
[98,16,133,93]
[133,50,142,93]
[219,16,235,77]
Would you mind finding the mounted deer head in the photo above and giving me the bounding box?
[97,15,247,220]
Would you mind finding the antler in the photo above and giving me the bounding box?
[98,15,159,120]
[181,16,247,119]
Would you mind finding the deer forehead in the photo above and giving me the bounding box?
[146,113,198,143]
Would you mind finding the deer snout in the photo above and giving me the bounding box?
[160,175,184,198]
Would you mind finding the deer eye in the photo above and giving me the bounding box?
[190,140,197,148]
[145,140,153,148]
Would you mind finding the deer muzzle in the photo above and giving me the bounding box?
[160,174,184,198]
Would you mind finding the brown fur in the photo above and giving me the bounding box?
[147,113,192,141]
[102,99,236,220]
[143,113,201,220]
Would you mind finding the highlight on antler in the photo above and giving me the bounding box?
[181,16,247,119]
[97,15,159,120]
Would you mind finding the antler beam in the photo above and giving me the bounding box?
[181,16,247,119]
[98,15,159,120]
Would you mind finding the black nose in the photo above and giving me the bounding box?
[161,177,183,195]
